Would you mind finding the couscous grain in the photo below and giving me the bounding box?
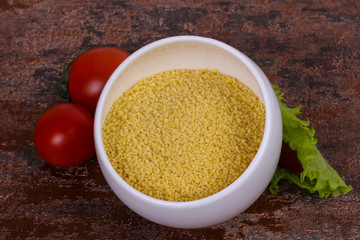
[102,69,265,202]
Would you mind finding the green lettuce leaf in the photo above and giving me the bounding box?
[270,85,352,197]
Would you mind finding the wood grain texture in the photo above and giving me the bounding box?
[1,0,359,239]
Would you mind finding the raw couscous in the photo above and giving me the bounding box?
[102,69,265,202]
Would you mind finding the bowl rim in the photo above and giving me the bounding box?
[94,35,277,208]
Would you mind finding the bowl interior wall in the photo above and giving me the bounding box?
[100,41,263,125]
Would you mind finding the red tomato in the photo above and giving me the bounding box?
[278,142,303,175]
[33,103,95,167]
[68,46,130,114]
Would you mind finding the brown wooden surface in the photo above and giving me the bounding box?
[1,0,359,239]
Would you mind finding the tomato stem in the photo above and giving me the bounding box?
[55,63,72,103]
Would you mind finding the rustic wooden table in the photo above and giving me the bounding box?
[1,0,359,239]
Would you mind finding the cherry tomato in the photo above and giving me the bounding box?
[278,142,303,175]
[33,103,95,167]
[68,46,130,114]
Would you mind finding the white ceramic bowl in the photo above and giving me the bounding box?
[94,36,282,229]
